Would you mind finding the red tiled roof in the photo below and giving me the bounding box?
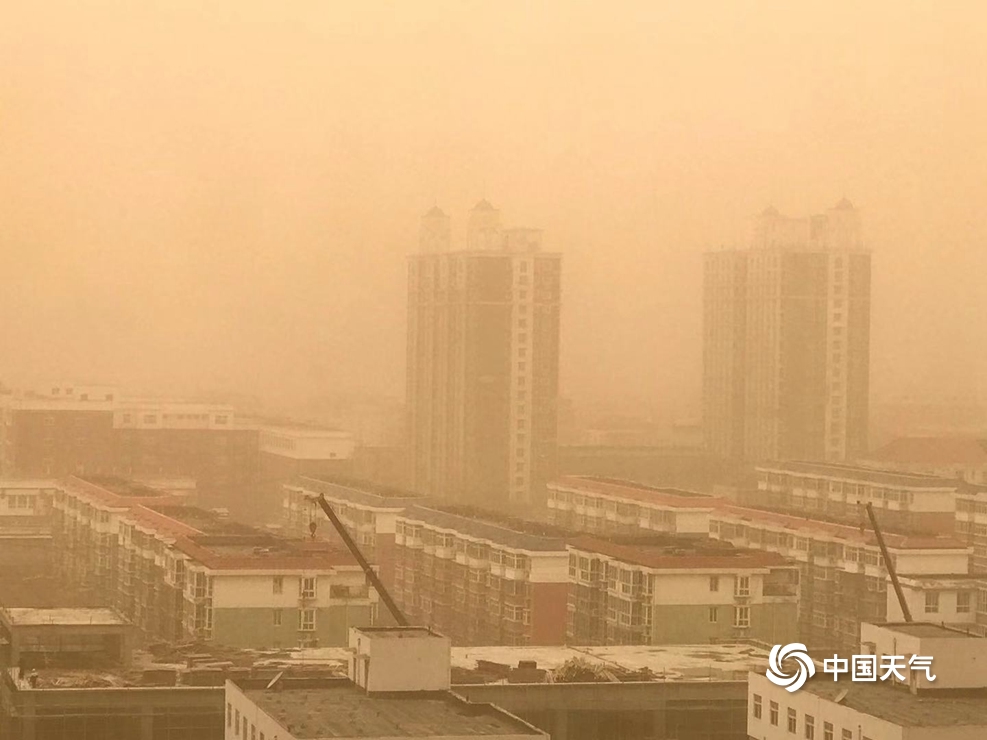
[569,535,790,570]
[867,437,987,466]
[713,503,967,551]
[553,476,720,509]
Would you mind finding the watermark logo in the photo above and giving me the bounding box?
[766,643,815,693]
[767,645,937,692]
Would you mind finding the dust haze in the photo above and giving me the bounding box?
[3,1,986,416]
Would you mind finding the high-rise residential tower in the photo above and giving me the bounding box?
[703,200,871,462]
[406,201,561,509]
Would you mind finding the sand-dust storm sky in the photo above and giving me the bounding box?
[2,1,986,413]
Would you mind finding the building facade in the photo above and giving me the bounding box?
[704,201,871,463]
[407,201,561,510]
[50,476,375,648]
[566,536,798,646]
[282,475,422,589]
[0,385,259,510]
[393,505,569,646]
[752,462,962,535]
[710,503,970,654]
[748,622,987,740]
[547,475,718,536]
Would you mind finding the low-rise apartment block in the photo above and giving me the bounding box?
[953,486,987,572]
[282,476,423,588]
[51,476,375,647]
[711,503,970,654]
[547,475,718,536]
[393,506,570,646]
[753,461,963,534]
[567,535,798,646]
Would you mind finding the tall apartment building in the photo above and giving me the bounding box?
[567,535,798,646]
[703,200,871,462]
[710,503,970,654]
[751,461,962,535]
[407,201,561,510]
[50,476,375,647]
[393,505,570,646]
[547,475,719,536]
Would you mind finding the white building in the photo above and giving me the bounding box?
[748,622,987,740]
[547,475,718,536]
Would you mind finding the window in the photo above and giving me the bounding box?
[770,702,779,726]
[709,607,719,623]
[958,591,972,613]
[735,606,750,628]
[842,730,852,740]
[251,725,256,740]
[735,575,750,597]
[752,694,762,719]
[235,710,240,734]
[227,703,232,727]
[301,576,317,598]
[273,609,282,626]
[823,722,834,740]
[805,714,815,740]
[299,609,316,631]
[787,708,797,733]
[925,592,940,614]
[273,576,283,594]
[143,414,157,424]
[709,576,719,592]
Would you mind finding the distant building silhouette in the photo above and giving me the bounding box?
[406,201,561,509]
[703,200,871,462]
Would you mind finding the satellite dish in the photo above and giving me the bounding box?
[834,689,848,704]
[267,671,284,691]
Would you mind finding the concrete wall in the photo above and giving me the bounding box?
[458,680,749,740]
[650,602,797,645]
[213,604,371,649]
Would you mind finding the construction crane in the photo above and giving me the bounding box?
[863,502,913,623]
[309,493,409,627]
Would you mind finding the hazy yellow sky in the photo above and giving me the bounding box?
[2,1,986,413]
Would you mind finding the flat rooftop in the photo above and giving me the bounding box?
[569,535,790,570]
[716,503,968,551]
[758,461,960,488]
[356,627,442,639]
[2,608,127,627]
[245,684,540,738]
[298,476,424,507]
[882,622,980,639]
[793,672,987,727]
[455,644,769,683]
[553,476,718,507]
[403,505,568,552]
